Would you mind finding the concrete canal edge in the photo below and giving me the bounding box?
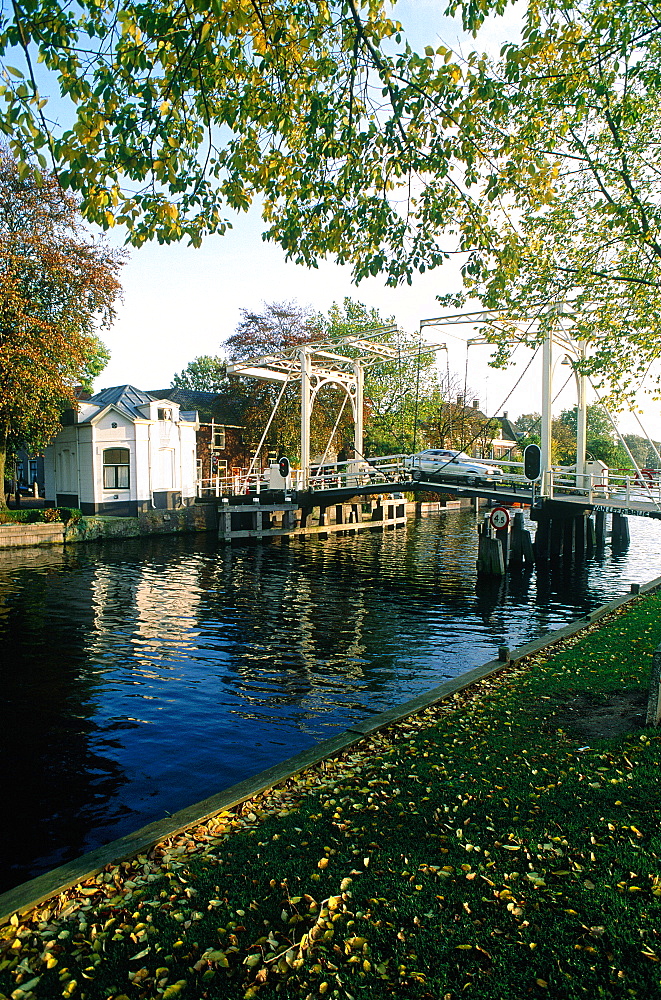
[2,573,661,924]
[0,505,217,550]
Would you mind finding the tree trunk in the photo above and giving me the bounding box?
[0,430,7,510]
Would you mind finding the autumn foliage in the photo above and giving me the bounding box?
[0,148,123,502]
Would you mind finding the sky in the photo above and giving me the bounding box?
[68,1,660,443]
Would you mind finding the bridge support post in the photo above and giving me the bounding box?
[509,512,535,567]
[550,518,564,560]
[533,516,551,560]
[563,517,575,560]
[371,502,384,528]
[595,510,607,547]
[586,515,596,553]
[612,512,630,549]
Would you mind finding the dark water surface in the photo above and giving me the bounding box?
[1,509,660,892]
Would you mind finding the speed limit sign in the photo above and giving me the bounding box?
[489,506,511,530]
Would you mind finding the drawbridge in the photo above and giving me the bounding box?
[214,308,661,521]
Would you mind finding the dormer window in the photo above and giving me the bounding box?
[158,407,172,421]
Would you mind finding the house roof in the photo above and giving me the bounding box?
[88,385,156,421]
[74,385,198,425]
[499,415,522,442]
[149,387,246,426]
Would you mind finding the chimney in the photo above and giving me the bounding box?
[472,399,479,409]
[503,411,508,418]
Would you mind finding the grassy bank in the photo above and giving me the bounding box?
[2,593,661,1000]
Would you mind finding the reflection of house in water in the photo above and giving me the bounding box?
[85,557,202,669]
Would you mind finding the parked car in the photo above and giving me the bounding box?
[404,449,503,484]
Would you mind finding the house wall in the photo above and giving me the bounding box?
[196,425,247,481]
[45,404,198,516]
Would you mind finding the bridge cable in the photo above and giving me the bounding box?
[589,381,661,508]
[411,329,424,457]
[419,345,542,478]
[310,394,350,484]
[242,375,291,487]
[499,370,574,460]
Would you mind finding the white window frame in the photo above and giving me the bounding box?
[103,448,130,490]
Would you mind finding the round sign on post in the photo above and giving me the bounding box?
[489,506,511,530]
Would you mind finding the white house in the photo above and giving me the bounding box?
[44,385,199,515]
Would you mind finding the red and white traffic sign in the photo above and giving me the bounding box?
[489,506,511,530]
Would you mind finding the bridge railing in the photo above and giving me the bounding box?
[549,468,661,507]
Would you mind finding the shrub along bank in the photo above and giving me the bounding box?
[1,593,661,1000]
[0,507,82,525]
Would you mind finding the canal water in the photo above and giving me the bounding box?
[1,508,660,893]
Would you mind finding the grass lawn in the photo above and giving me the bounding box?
[2,592,661,1000]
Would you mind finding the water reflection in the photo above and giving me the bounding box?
[0,510,660,892]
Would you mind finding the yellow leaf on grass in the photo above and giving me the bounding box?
[163,983,187,999]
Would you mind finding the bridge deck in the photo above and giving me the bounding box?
[282,478,661,519]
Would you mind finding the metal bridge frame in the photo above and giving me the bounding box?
[227,305,654,503]
[419,306,588,495]
[226,329,400,487]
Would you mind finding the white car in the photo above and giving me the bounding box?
[404,449,503,484]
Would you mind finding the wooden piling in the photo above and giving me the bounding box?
[586,516,596,553]
[533,517,551,560]
[612,511,630,548]
[509,512,535,566]
[477,521,505,576]
[550,518,564,560]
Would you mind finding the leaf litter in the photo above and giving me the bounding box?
[2,597,661,998]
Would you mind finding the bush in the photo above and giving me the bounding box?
[0,507,83,525]
[57,507,83,525]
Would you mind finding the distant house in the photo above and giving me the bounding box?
[149,388,249,486]
[422,397,522,460]
[489,412,522,459]
[44,385,199,515]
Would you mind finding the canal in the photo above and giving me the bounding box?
[1,508,660,893]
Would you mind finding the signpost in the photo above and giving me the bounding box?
[489,506,511,531]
